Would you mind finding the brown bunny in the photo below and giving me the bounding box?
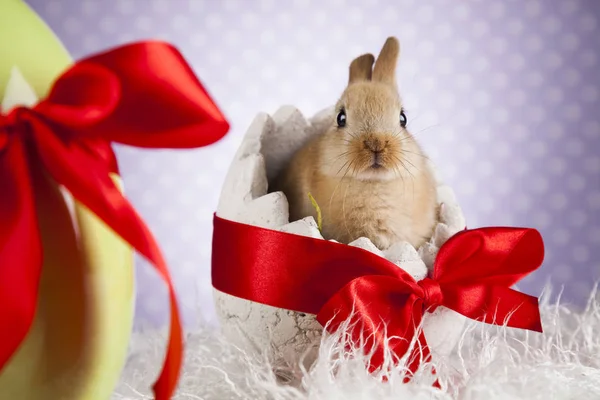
[272,37,437,250]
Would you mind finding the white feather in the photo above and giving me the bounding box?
[113,284,600,399]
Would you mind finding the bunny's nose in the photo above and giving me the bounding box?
[363,138,386,153]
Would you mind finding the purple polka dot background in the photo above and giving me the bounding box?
[25,0,600,328]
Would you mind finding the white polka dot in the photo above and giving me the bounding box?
[473,56,490,72]
[116,0,136,14]
[135,16,152,31]
[491,72,509,89]
[458,143,476,161]
[477,160,494,177]
[99,16,119,33]
[416,5,435,23]
[524,1,542,17]
[473,90,491,108]
[525,71,544,87]
[454,4,471,20]
[546,87,564,104]
[436,24,453,39]
[531,140,548,157]
[489,3,506,18]
[80,1,100,16]
[508,54,526,71]
[493,142,510,158]
[45,1,62,16]
[514,193,533,211]
[496,176,513,195]
[564,68,581,86]
[401,23,418,39]
[456,109,475,126]
[313,11,328,26]
[581,50,597,67]
[152,0,170,13]
[421,76,437,92]
[565,139,585,156]
[508,89,527,107]
[550,193,568,210]
[507,20,524,35]
[581,15,598,32]
[206,13,223,29]
[549,157,567,174]
[589,227,600,244]
[531,177,549,194]
[573,245,590,263]
[513,124,529,141]
[542,16,562,34]
[553,265,572,282]
[552,228,571,245]
[560,33,580,51]
[512,159,531,176]
[559,1,579,14]
[141,191,158,207]
[584,156,600,173]
[525,35,543,52]
[436,58,454,75]
[588,191,600,209]
[568,210,587,227]
[548,124,565,140]
[545,52,564,69]
[64,17,83,35]
[478,195,496,213]
[458,179,477,196]
[583,121,600,139]
[529,106,546,123]
[347,7,364,25]
[473,21,490,37]
[567,174,586,191]
[490,38,508,55]
[438,92,456,109]
[492,108,510,124]
[582,87,599,102]
[565,104,582,121]
[532,210,552,229]
[418,41,436,57]
[456,39,471,55]
[259,0,276,9]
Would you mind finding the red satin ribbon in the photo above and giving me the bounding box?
[0,41,229,399]
[211,214,544,377]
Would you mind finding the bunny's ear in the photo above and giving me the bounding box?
[348,53,375,84]
[372,37,400,85]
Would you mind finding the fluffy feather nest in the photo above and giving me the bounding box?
[113,285,600,400]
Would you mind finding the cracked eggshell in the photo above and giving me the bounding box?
[213,105,468,371]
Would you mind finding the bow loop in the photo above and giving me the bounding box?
[418,278,443,312]
[35,62,121,130]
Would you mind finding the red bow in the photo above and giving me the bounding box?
[0,42,229,399]
[211,214,544,377]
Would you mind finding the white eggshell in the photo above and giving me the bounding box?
[213,106,468,371]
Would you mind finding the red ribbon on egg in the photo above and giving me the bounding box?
[211,214,544,379]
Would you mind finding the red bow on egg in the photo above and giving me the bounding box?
[0,41,229,399]
[212,215,544,378]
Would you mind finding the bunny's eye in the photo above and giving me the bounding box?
[337,109,346,128]
[400,110,407,128]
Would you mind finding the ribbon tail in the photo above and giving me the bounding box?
[0,139,43,369]
[445,285,543,333]
[34,129,183,399]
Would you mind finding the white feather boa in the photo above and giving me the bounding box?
[113,285,600,400]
